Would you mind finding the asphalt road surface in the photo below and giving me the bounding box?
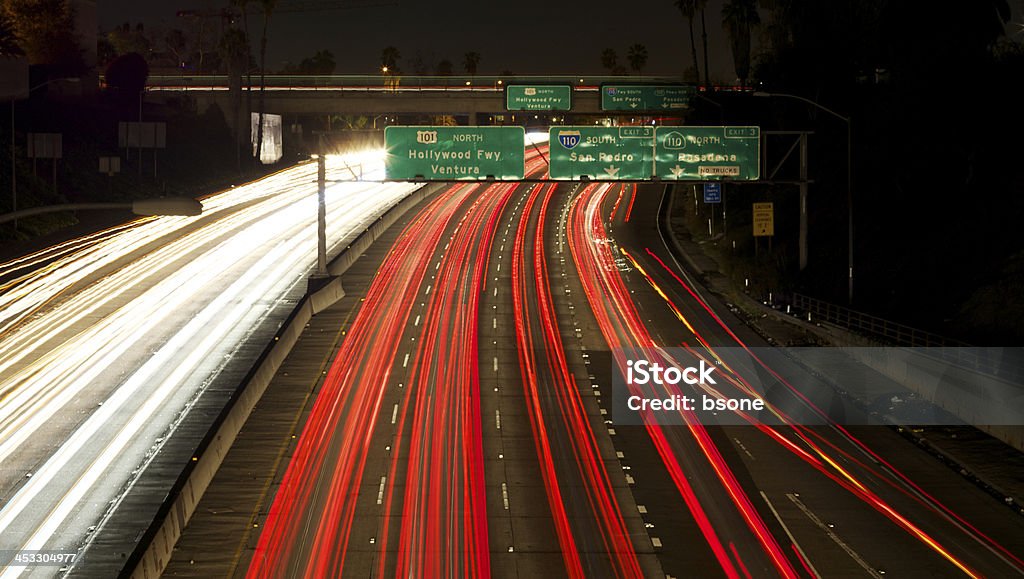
[165,175,1024,578]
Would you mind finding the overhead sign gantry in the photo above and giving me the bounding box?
[383,125,760,182]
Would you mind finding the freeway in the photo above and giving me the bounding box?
[0,154,422,577]
[241,147,656,577]
[166,171,1023,577]
[575,182,1024,577]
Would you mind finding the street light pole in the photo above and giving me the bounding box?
[754,91,853,303]
[846,120,852,304]
[10,98,15,229]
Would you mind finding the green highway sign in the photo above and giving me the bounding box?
[506,85,572,111]
[655,126,760,180]
[549,126,654,180]
[384,126,525,180]
[601,85,695,111]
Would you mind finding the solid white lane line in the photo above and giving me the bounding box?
[760,491,821,578]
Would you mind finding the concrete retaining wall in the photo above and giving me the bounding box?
[125,182,443,578]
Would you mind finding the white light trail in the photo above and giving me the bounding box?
[0,151,422,574]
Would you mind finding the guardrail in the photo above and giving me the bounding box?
[143,74,689,90]
[791,293,965,347]
[789,293,1024,384]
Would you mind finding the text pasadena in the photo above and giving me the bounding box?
[627,359,716,385]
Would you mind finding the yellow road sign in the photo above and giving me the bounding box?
[753,202,774,237]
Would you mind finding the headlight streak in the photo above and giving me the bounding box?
[0,152,421,574]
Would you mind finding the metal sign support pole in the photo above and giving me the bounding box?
[799,132,809,271]
[722,183,728,237]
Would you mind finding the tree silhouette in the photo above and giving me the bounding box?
[254,0,277,164]
[299,49,335,74]
[105,52,149,96]
[697,0,710,87]
[409,51,428,75]
[107,22,151,57]
[219,29,248,77]
[381,45,401,72]
[600,48,618,72]
[463,51,480,76]
[673,0,700,81]
[0,12,23,57]
[219,27,249,170]
[721,0,759,85]
[229,0,254,126]
[164,29,187,70]
[627,43,648,75]
[3,0,82,71]
[436,58,453,76]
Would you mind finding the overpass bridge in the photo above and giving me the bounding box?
[146,74,697,126]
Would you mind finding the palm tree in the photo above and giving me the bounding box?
[254,0,277,164]
[722,0,760,86]
[673,0,700,81]
[0,12,23,57]
[463,51,481,76]
[164,29,187,71]
[627,44,648,75]
[600,48,618,73]
[697,0,711,88]
[381,45,401,72]
[220,27,249,171]
[230,0,254,162]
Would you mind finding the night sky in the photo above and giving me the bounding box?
[98,0,740,78]
[100,0,1024,79]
